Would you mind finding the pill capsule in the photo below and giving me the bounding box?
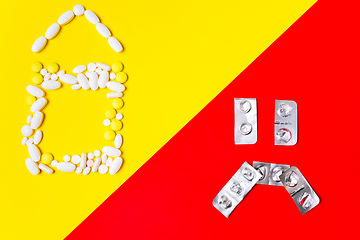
[116,113,123,120]
[59,74,78,84]
[83,167,91,175]
[84,10,99,24]
[95,62,110,71]
[103,119,111,126]
[22,137,28,145]
[115,134,123,149]
[34,130,42,145]
[87,160,94,167]
[96,23,111,38]
[25,158,39,175]
[57,162,76,172]
[51,74,58,80]
[26,85,44,97]
[71,84,81,90]
[77,73,90,90]
[58,10,74,25]
[80,153,87,169]
[108,37,123,53]
[109,157,123,175]
[107,92,123,98]
[63,155,71,162]
[30,98,47,113]
[102,146,121,157]
[39,163,54,174]
[51,160,58,167]
[87,152,94,160]
[57,70,65,76]
[21,125,33,137]
[107,81,125,92]
[98,165,108,174]
[30,111,44,129]
[98,71,109,88]
[87,63,96,71]
[42,80,61,90]
[110,73,116,80]
[32,36,47,53]
[45,23,60,39]
[88,72,99,90]
[73,65,87,74]
[92,157,101,172]
[73,4,85,16]
[94,150,101,157]
[40,69,47,75]
[101,154,107,163]
[71,155,81,164]
[75,167,82,174]
[28,144,41,162]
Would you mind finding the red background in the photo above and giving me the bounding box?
[67,1,360,239]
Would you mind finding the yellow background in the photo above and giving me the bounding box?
[0,0,315,239]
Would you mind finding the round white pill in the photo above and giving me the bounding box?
[73,4,85,16]
[87,63,96,72]
[83,167,91,175]
[75,167,82,174]
[21,125,33,137]
[63,155,71,162]
[94,150,101,157]
[51,160,58,167]
[26,115,32,124]
[40,69,47,76]
[88,152,95,160]
[22,137,28,145]
[116,113,123,120]
[110,72,116,80]
[51,74,58,80]
[98,165,108,174]
[71,155,81,164]
[106,158,113,166]
[103,119,111,126]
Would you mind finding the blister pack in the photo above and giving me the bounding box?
[234,98,257,144]
[213,162,261,217]
[280,166,320,214]
[274,100,297,145]
[253,161,290,186]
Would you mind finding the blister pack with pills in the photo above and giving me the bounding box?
[253,161,290,186]
[235,98,257,144]
[280,166,320,214]
[274,100,297,145]
[213,162,261,217]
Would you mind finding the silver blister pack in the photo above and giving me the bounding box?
[279,166,320,214]
[274,100,297,145]
[213,162,261,217]
[253,161,290,186]
[235,98,257,144]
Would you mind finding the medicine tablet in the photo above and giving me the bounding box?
[96,62,111,71]
[40,69,47,75]
[25,158,39,175]
[105,109,116,119]
[27,85,44,97]
[44,73,51,81]
[94,150,101,157]
[84,10,99,24]
[77,73,90,90]
[71,84,81,90]
[108,37,123,53]
[112,62,123,72]
[59,74,78,84]
[103,119,111,126]
[107,92,123,98]
[115,134,123,149]
[34,130,42,145]
[105,130,116,141]
[32,73,43,85]
[45,23,60,39]
[116,72,128,83]
[98,71,109,88]
[71,155,81,164]
[73,65,87,74]
[92,157,101,172]
[88,72,99,90]
[80,153,87,169]
[87,152,95,160]
[87,63,96,72]
[102,146,121,157]
[41,153,53,164]
[111,119,123,131]
[98,165,108,174]
[110,73,116,80]
[116,113,123,120]
[83,166,91,175]
[51,74,58,80]
[26,96,36,105]
[57,70,65,76]
[22,137,28,145]
[51,160,58,167]
[95,68,103,75]
[21,125,33,137]
[86,160,94,167]
[26,115,32,124]
[32,62,43,72]
[73,4,85,16]
[28,144,41,162]
[58,10,74,25]
[42,80,61,90]
[75,167,82,174]
[107,81,125,92]
[47,62,59,74]
[32,36,47,53]
[57,162,76,172]
[106,158,112,166]
[30,98,47,113]
[63,155,71,162]
[112,98,124,109]
[30,111,44,129]
[109,157,123,175]
[39,163,54,174]
[101,154,107,163]
[96,23,111,38]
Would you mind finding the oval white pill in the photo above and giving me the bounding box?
[116,113,123,120]
[87,63,96,71]
[101,154,107,163]
[84,10,99,24]
[57,162,76,172]
[98,165,108,174]
[32,36,47,53]
[108,37,123,53]
[71,155,81,164]
[71,84,81,90]
[45,23,60,39]
[107,81,125,92]
[115,134,122,149]
[73,65,87,74]
[75,167,82,174]
[63,155,71,162]
[30,111,44,129]
[40,69,47,76]
[30,98,47,113]
[83,167,91,175]
[25,158,39,175]
[21,125,33,137]
[103,119,111,126]
[57,70,65,76]
[59,74,78,84]
[73,4,85,16]
[51,74,58,80]
[39,163,54,174]
[88,72,99,90]
[94,150,101,157]
[22,137,28,145]
[58,10,74,25]
[80,153,87,169]
[96,23,111,38]
[107,92,123,98]
[34,130,42,145]
[96,62,111,71]
[110,72,116,80]
[28,144,41,162]
[109,157,123,175]
[92,157,101,172]
[42,80,61,90]
[51,160,58,167]
[26,85,44,97]
[77,73,90,90]
[98,71,109,88]
[102,146,121,157]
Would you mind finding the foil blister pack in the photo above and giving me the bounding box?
[234,98,257,144]
[253,161,290,186]
[275,100,298,145]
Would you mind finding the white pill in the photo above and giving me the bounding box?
[39,163,54,174]
[22,137,28,145]
[107,92,123,98]
[96,23,111,38]
[30,111,44,129]
[88,72,99,90]
[34,130,42,145]
[83,167,91,175]
[77,73,90,90]
[28,144,41,162]
[40,69,47,76]
[87,63,96,71]
[75,167,82,174]
[108,37,123,53]
[107,81,125,92]
[71,155,81,164]
[51,74,58,80]
[103,119,111,126]
[71,84,81,90]
[95,68,103,75]
[32,36,47,53]
[98,165,108,174]
[94,150,101,157]
[101,154,107,163]
[25,158,39,175]
[30,98,47,113]
[115,134,123,149]
[109,157,123,175]
[57,70,65,76]
[63,155,71,162]
[87,152,94,160]
[21,125,33,137]
[58,10,74,25]
[44,73,51,81]
[26,85,44,97]
[73,65,87,74]
[59,74,78,84]
[116,113,123,120]
[45,23,60,39]
[85,71,91,78]
[57,162,76,172]
[106,158,112,166]
[84,10,99,24]
[28,138,34,144]
[80,153,87,169]
[110,72,116,80]
[51,160,58,167]
[98,71,109,88]
[92,157,101,172]
[102,146,121,157]
[73,4,85,16]
[96,62,111,71]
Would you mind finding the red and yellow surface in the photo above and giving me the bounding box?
[1,0,359,239]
